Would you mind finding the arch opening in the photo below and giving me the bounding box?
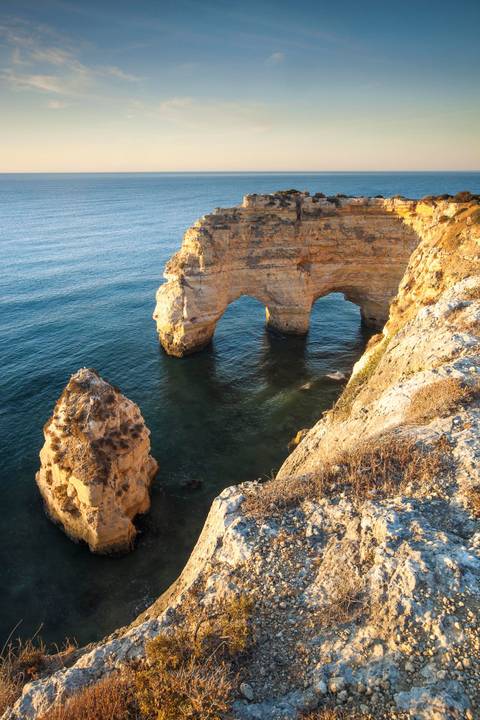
[311,287,387,330]
[213,294,267,355]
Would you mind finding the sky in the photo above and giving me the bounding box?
[0,0,479,172]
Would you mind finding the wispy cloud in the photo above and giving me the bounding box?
[265,52,285,66]
[128,95,272,135]
[0,18,140,98]
[47,99,68,110]
[99,65,140,82]
[1,69,69,94]
[158,96,194,113]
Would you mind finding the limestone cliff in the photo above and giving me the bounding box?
[279,194,480,480]
[153,191,466,357]
[36,368,158,554]
[5,194,480,720]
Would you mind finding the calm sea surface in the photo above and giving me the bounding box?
[1,172,479,646]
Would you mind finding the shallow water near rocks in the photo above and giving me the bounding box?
[1,171,479,646]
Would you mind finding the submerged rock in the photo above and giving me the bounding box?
[287,428,309,451]
[325,370,346,381]
[36,368,158,554]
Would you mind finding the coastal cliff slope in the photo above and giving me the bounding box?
[36,368,158,554]
[5,195,480,720]
[279,196,480,479]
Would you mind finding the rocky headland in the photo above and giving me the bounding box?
[153,191,469,357]
[36,368,158,554]
[4,192,480,720]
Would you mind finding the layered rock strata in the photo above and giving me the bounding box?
[6,194,480,720]
[153,191,464,357]
[279,195,480,480]
[36,368,158,554]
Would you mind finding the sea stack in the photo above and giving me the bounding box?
[36,368,158,554]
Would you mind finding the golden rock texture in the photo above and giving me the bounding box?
[36,368,158,554]
[278,196,480,480]
[153,191,449,356]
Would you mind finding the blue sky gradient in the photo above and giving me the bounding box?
[1,0,479,171]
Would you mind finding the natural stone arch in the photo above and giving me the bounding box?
[153,191,431,357]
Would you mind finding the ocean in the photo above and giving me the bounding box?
[1,172,479,646]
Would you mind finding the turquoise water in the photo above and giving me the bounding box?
[1,172,479,647]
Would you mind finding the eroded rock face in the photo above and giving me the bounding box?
[280,197,480,480]
[36,368,158,554]
[153,191,463,357]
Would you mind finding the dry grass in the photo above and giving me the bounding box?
[405,377,477,425]
[318,564,365,629]
[39,671,138,720]
[243,435,450,519]
[135,595,251,720]
[135,658,233,720]
[0,633,78,716]
[465,486,480,518]
[0,631,77,717]
[461,284,480,301]
[0,635,47,715]
[16,598,251,720]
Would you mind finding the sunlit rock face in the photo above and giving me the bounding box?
[279,196,480,480]
[36,368,158,554]
[154,191,428,356]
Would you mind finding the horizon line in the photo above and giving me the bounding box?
[1,170,479,175]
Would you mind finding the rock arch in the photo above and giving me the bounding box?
[153,191,436,357]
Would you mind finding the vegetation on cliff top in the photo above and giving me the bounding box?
[36,595,252,720]
[243,434,452,519]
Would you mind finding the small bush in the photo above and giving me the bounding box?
[466,486,480,518]
[39,672,138,720]
[405,377,477,425]
[326,196,340,207]
[243,436,450,518]
[0,636,47,715]
[135,595,251,720]
[454,191,475,203]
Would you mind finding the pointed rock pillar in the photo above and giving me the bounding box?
[36,368,158,554]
